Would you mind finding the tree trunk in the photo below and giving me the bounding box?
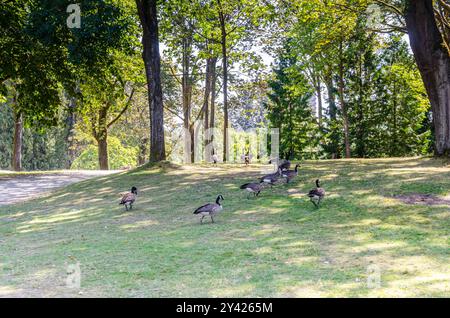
[338,41,351,158]
[97,106,109,170]
[324,67,339,159]
[12,111,23,171]
[209,57,217,154]
[203,57,213,162]
[189,124,195,163]
[391,80,398,157]
[218,5,229,162]
[182,36,193,163]
[405,0,450,156]
[325,72,337,121]
[314,73,323,127]
[66,95,77,168]
[356,54,365,158]
[97,132,109,170]
[317,83,322,127]
[136,0,166,162]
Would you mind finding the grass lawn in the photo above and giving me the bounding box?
[0,157,449,297]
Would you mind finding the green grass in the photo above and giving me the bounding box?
[1,158,449,297]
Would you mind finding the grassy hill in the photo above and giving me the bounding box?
[0,158,449,297]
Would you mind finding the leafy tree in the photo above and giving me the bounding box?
[266,42,318,160]
[71,136,139,170]
[354,0,450,155]
[0,0,140,170]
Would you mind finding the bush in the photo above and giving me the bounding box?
[71,137,138,170]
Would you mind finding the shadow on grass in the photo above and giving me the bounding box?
[0,158,449,297]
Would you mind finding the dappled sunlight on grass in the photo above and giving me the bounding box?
[0,157,449,297]
[120,219,159,230]
[252,224,281,236]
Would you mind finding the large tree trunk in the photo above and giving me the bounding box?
[12,111,23,171]
[405,0,450,156]
[218,4,229,162]
[338,40,351,158]
[136,0,166,162]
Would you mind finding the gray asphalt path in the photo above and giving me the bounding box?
[0,170,120,206]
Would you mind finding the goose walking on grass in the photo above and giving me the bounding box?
[119,186,138,211]
[260,168,282,188]
[282,164,299,183]
[193,195,224,224]
[240,181,264,199]
[308,179,325,208]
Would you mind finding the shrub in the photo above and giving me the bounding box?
[71,137,138,170]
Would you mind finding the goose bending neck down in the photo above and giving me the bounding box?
[261,168,282,188]
[240,181,264,199]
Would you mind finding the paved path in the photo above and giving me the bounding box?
[0,170,120,206]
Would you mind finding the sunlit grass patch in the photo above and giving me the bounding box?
[0,157,449,297]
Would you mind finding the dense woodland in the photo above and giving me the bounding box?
[0,0,449,170]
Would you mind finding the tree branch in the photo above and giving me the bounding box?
[373,0,404,16]
[107,88,135,129]
[164,105,184,121]
[168,64,182,85]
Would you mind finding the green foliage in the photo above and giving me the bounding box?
[344,31,431,157]
[0,104,14,168]
[71,136,138,170]
[266,41,319,160]
[268,5,432,159]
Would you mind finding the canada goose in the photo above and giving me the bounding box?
[240,181,264,199]
[193,195,224,224]
[278,160,291,171]
[260,168,282,188]
[119,186,138,211]
[282,164,299,183]
[308,179,325,208]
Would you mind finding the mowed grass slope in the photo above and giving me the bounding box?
[0,158,449,297]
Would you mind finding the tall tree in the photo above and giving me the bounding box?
[359,0,450,155]
[136,0,166,162]
[266,43,318,160]
[404,0,450,156]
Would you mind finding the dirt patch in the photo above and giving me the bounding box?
[394,193,450,206]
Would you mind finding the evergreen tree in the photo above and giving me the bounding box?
[266,42,318,160]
